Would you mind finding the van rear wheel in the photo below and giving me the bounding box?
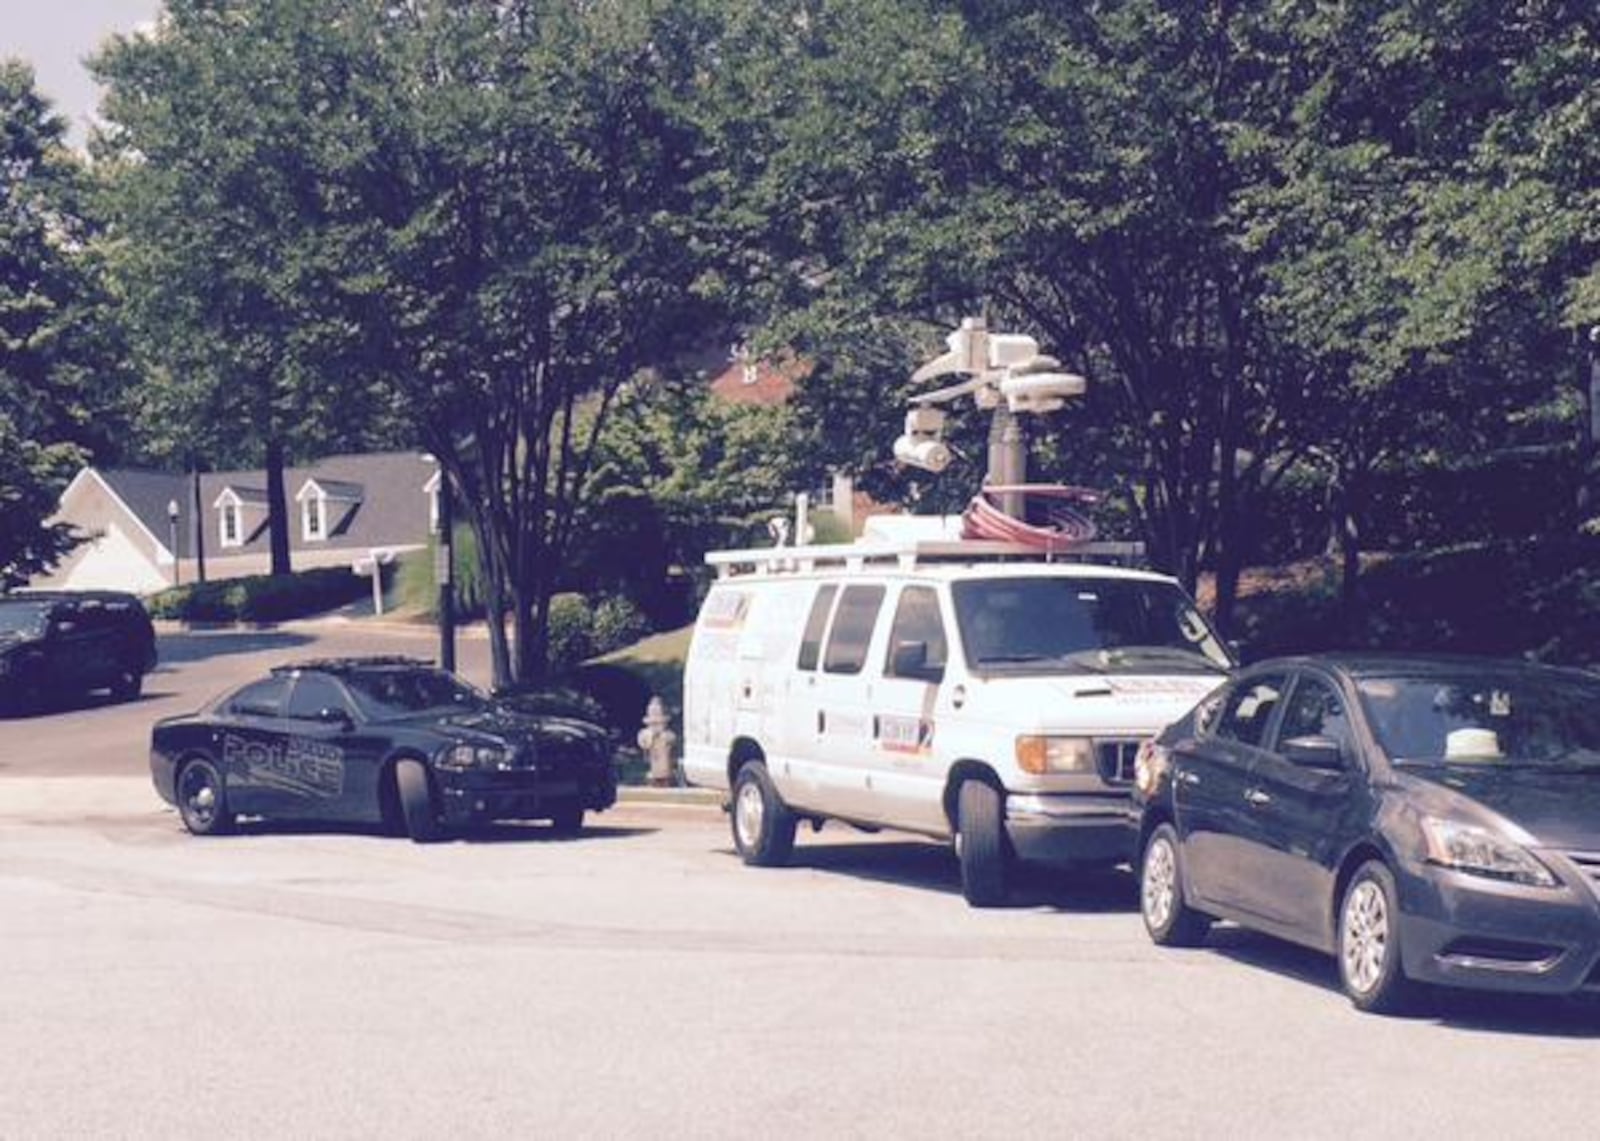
[731,760,796,867]
[956,780,1009,907]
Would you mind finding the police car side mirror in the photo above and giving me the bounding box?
[314,707,353,730]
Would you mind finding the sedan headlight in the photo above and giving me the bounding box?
[1015,736,1095,775]
[1420,818,1558,888]
[439,742,511,771]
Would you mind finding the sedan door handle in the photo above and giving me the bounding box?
[1176,769,1201,787]
[1244,788,1272,807]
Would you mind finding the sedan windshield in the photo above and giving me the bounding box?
[0,601,49,637]
[342,669,488,720]
[1359,672,1600,768]
[951,576,1230,675]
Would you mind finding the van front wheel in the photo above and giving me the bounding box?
[956,780,1009,907]
[731,761,796,867]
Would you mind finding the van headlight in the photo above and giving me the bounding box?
[1015,736,1095,775]
[439,743,510,771]
[1420,818,1557,888]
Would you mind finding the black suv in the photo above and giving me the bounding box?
[0,591,158,713]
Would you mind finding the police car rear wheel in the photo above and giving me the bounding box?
[732,760,795,867]
[956,780,1008,907]
[177,758,233,836]
[395,758,443,843]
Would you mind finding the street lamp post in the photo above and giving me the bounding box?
[436,468,457,675]
[166,499,181,587]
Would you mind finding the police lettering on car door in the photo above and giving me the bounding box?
[222,732,345,798]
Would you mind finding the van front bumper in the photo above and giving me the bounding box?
[1004,792,1137,868]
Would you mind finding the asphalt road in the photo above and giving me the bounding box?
[3,621,1600,1139]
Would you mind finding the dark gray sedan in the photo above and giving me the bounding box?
[1134,654,1600,1012]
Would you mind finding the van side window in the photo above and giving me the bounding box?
[885,586,947,682]
[797,584,839,671]
[823,585,886,675]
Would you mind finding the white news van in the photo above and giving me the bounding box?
[682,526,1233,906]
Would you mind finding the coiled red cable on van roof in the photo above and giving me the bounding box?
[961,484,1100,552]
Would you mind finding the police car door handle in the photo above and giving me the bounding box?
[1244,788,1272,807]
[1176,769,1200,787]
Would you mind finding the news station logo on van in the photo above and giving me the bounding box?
[682,523,1233,907]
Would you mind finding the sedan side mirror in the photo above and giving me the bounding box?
[1282,735,1344,770]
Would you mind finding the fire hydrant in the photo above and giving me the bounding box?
[637,695,678,787]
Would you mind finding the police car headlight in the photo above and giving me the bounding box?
[1015,736,1095,775]
[439,743,510,771]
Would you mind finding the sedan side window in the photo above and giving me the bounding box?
[285,675,354,722]
[1213,675,1288,748]
[226,677,291,719]
[1277,677,1353,754]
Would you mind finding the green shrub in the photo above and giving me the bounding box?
[146,566,372,623]
[589,595,650,657]
[393,524,487,619]
[546,592,593,672]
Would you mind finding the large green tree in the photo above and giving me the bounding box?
[0,61,130,586]
[97,1,723,684]
[95,1,409,574]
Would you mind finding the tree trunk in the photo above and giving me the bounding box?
[1336,473,1363,635]
[265,436,291,576]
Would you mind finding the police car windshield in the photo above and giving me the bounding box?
[0,601,49,636]
[342,669,488,720]
[952,577,1230,675]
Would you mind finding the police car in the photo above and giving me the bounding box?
[682,528,1232,906]
[150,657,617,841]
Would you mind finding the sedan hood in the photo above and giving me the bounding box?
[1403,764,1600,851]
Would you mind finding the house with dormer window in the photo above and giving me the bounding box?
[34,452,443,593]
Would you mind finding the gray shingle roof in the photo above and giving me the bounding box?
[98,452,437,562]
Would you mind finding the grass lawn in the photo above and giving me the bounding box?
[593,624,692,718]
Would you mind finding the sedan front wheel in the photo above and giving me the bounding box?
[1338,860,1419,1014]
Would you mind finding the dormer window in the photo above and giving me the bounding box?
[212,487,262,549]
[302,491,326,542]
[294,477,363,544]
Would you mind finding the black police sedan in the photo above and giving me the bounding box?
[151,657,617,841]
[1134,654,1600,1013]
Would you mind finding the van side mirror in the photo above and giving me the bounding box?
[890,640,942,683]
[1282,735,1344,770]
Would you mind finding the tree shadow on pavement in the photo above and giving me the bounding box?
[154,630,315,665]
[1207,925,1600,1037]
[773,835,1139,912]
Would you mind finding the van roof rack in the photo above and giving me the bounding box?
[705,538,1147,578]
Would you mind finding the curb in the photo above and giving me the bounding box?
[617,785,723,808]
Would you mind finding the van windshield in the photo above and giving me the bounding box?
[951,577,1230,675]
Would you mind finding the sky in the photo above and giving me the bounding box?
[1,0,163,148]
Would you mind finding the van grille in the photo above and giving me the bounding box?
[1096,739,1142,785]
